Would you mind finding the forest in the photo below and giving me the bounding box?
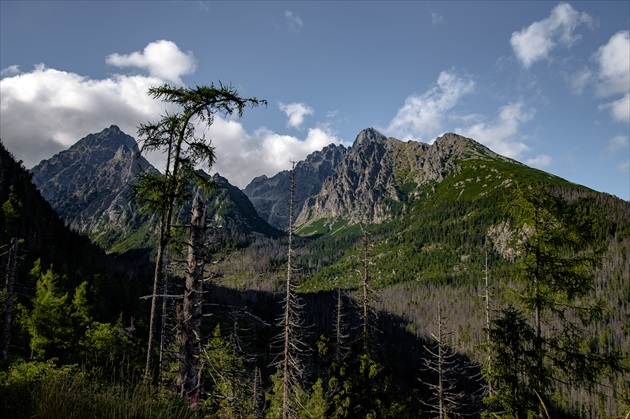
[0,83,629,418]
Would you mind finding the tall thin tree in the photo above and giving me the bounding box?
[421,302,465,418]
[135,83,265,381]
[178,189,206,405]
[1,190,21,359]
[268,162,306,419]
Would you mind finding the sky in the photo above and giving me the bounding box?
[1,1,628,200]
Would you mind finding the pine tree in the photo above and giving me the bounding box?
[27,261,73,361]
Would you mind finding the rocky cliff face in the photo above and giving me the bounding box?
[31,126,281,252]
[245,128,513,229]
[294,128,514,226]
[243,143,347,230]
[30,125,154,248]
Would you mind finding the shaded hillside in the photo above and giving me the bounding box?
[30,125,155,251]
[0,139,151,324]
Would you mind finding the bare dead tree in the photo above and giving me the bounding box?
[358,223,377,357]
[333,286,349,362]
[484,242,493,398]
[1,237,18,359]
[421,302,465,418]
[270,161,307,419]
[178,190,206,405]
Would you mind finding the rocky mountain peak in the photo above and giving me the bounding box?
[78,125,139,154]
[30,126,153,248]
[244,142,347,229]
[353,127,388,147]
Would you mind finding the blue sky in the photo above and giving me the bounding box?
[1,1,628,200]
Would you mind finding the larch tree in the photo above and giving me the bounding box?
[134,83,265,381]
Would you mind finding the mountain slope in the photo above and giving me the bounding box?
[295,128,520,227]
[0,139,149,323]
[30,126,281,253]
[244,142,347,230]
[30,125,154,250]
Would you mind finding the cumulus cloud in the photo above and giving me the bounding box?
[279,102,314,128]
[595,31,630,122]
[456,102,535,159]
[0,40,343,188]
[0,64,165,168]
[284,10,303,32]
[386,70,475,141]
[106,40,197,84]
[208,122,343,187]
[510,3,592,69]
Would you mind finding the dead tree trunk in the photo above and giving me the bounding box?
[178,190,206,406]
[484,243,493,397]
[359,224,374,356]
[145,213,169,380]
[278,161,305,419]
[333,287,348,362]
[421,302,464,418]
[1,237,18,359]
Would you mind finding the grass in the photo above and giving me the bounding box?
[0,360,201,419]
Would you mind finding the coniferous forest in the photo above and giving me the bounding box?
[1,83,629,418]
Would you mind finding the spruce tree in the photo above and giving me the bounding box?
[485,183,622,414]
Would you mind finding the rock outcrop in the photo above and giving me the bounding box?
[31,125,153,248]
[243,143,346,230]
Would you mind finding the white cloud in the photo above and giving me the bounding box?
[106,40,197,84]
[510,3,592,69]
[595,31,630,97]
[526,154,553,168]
[209,123,343,187]
[431,12,445,27]
[618,160,630,173]
[602,94,630,123]
[456,102,535,159]
[386,70,475,142]
[0,64,165,168]
[0,40,344,189]
[594,31,630,122]
[1,65,21,77]
[284,10,303,32]
[279,102,314,128]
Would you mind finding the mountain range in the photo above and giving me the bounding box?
[14,124,630,415]
[30,125,280,253]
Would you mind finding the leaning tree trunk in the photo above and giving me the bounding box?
[1,237,18,359]
[178,190,206,406]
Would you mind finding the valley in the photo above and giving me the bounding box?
[1,125,629,417]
